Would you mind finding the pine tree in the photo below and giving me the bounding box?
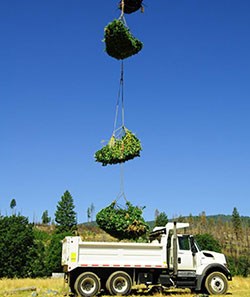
[232,207,242,240]
[10,199,16,214]
[154,209,160,220]
[87,207,91,222]
[154,211,168,227]
[54,190,77,233]
[41,210,51,225]
[87,203,95,222]
[87,203,95,223]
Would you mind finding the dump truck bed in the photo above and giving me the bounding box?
[62,237,168,271]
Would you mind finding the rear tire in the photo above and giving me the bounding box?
[106,271,132,295]
[205,271,228,295]
[74,272,101,297]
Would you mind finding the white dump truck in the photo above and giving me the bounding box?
[62,222,232,296]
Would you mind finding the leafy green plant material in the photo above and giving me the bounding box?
[104,19,143,60]
[95,128,142,166]
[96,201,149,240]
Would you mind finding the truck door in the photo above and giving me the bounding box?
[177,235,196,270]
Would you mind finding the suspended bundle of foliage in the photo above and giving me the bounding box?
[95,128,142,166]
[104,19,143,60]
[119,0,144,14]
[96,201,149,240]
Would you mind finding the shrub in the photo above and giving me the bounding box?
[195,233,222,253]
[0,215,35,277]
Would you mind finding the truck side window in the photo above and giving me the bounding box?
[178,235,190,250]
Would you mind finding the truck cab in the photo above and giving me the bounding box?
[151,222,232,294]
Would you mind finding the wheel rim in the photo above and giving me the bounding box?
[210,276,225,293]
[113,276,128,293]
[80,277,97,295]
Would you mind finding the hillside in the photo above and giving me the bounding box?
[37,213,250,255]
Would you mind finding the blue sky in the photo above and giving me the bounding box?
[1,0,250,223]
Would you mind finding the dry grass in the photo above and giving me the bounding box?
[0,276,250,297]
[228,276,250,296]
[0,277,67,296]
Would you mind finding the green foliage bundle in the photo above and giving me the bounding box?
[95,129,142,166]
[96,201,149,240]
[119,0,143,14]
[104,19,143,60]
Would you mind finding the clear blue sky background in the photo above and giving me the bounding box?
[1,0,250,223]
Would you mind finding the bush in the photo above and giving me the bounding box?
[227,255,250,277]
[195,233,222,253]
[0,215,35,277]
[45,231,73,273]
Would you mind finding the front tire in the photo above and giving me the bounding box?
[205,272,228,295]
[74,272,101,297]
[106,271,132,295]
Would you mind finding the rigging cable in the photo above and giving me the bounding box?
[114,0,127,203]
[113,60,125,136]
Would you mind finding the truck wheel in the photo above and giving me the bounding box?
[74,272,101,297]
[107,271,132,295]
[205,272,228,295]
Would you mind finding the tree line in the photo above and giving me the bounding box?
[0,192,249,278]
[0,190,77,278]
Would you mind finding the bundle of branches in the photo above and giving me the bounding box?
[104,19,143,60]
[96,201,149,240]
[95,128,142,166]
[119,0,144,14]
